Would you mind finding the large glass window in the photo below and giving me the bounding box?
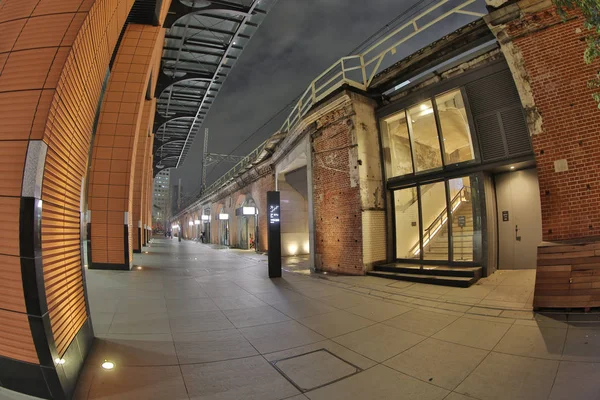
[380,88,476,179]
[436,90,475,165]
[408,100,443,173]
[381,112,413,178]
[449,176,482,262]
[394,187,420,260]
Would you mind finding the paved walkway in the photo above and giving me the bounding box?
[4,238,599,400]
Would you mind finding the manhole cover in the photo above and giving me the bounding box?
[271,349,361,392]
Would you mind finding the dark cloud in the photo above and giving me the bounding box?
[171,0,486,196]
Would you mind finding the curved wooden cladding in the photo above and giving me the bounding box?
[88,23,164,265]
[0,0,138,364]
[132,99,156,251]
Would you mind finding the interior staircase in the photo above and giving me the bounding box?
[422,200,474,261]
[368,186,481,288]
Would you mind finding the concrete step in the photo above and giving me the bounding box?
[367,270,478,288]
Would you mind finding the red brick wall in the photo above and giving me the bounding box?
[313,102,364,275]
[505,7,600,241]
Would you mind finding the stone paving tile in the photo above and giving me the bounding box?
[345,300,413,322]
[181,356,299,400]
[385,338,488,390]
[87,333,178,367]
[456,352,559,400]
[549,361,600,400]
[223,305,290,328]
[493,324,566,360]
[298,310,374,338]
[108,312,171,335]
[561,325,600,362]
[271,298,337,319]
[173,329,258,364]
[169,310,234,333]
[239,320,325,354]
[87,365,188,400]
[432,316,511,351]
[333,323,425,363]
[306,365,449,400]
[384,308,459,337]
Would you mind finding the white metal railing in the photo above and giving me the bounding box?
[177,0,485,216]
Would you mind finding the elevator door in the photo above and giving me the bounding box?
[495,168,542,269]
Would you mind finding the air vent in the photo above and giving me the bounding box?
[476,113,506,162]
[501,106,532,156]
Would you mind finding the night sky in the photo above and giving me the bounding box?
[170,0,486,198]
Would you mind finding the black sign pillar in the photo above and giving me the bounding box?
[267,191,281,278]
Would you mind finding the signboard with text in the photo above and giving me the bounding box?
[267,191,281,278]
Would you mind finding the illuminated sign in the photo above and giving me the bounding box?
[194,220,201,225]
[218,213,229,220]
[201,215,210,221]
[188,221,194,226]
[267,191,281,278]
[242,207,256,215]
[269,204,280,225]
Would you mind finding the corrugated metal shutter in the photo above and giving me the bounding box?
[501,106,532,155]
[466,67,532,162]
[475,113,506,161]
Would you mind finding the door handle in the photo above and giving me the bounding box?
[515,224,521,241]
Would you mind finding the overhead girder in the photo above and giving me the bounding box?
[163,1,255,29]
[155,71,212,97]
[154,115,196,131]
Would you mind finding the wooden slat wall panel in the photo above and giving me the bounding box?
[88,23,163,265]
[0,309,38,364]
[534,241,600,309]
[36,0,136,356]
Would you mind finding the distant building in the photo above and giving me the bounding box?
[152,169,171,231]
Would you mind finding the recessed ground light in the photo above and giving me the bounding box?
[510,166,515,170]
[55,358,65,365]
[137,266,143,270]
[102,361,114,370]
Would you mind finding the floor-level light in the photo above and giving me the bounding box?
[102,361,114,370]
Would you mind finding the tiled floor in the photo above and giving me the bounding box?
[3,238,600,400]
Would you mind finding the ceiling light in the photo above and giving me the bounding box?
[102,361,114,370]
[55,358,65,365]
[510,166,515,170]
[420,104,429,111]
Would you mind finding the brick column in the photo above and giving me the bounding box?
[486,0,600,308]
[87,24,164,270]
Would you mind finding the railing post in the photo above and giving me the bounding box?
[360,55,367,88]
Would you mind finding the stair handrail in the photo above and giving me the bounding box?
[409,185,471,256]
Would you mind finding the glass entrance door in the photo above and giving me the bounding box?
[393,175,481,264]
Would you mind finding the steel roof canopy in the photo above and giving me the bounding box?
[153,0,277,176]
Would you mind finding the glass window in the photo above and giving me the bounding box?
[436,90,475,165]
[407,100,443,173]
[419,181,448,260]
[449,176,482,262]
[394,187,420,259]
[381,111,413,178]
